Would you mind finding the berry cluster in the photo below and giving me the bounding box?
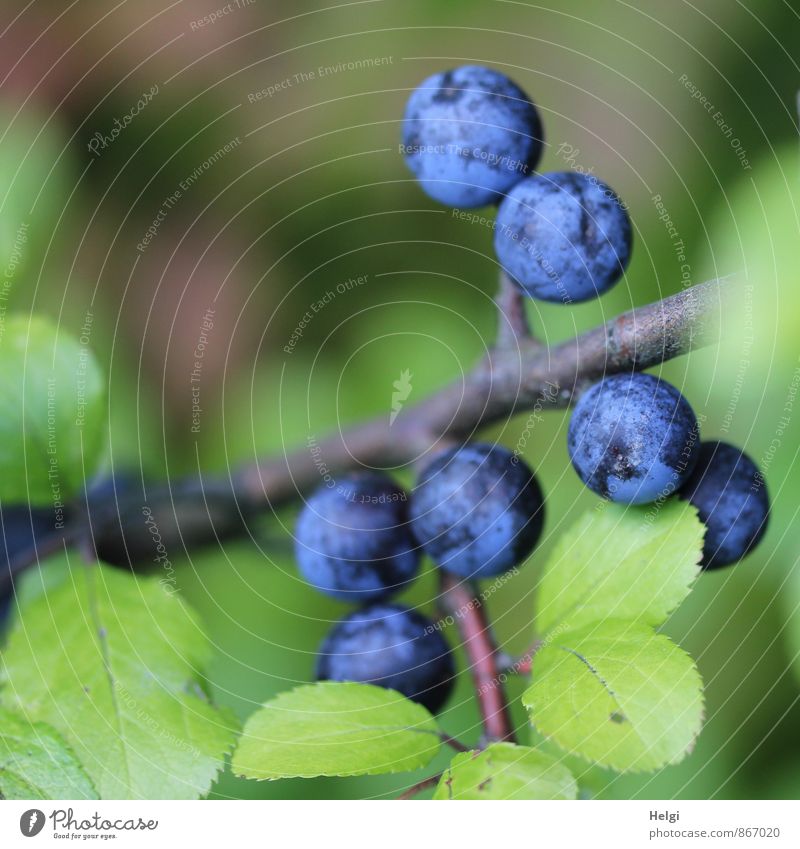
[567,372,769,567]
[296,444,545,712]
[402,64,632,303]
[294,64,771,711]
[398,63,768,562]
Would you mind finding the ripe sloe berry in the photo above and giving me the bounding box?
[409,443,545,578]
[678,441,769,569]
[494,171,632,303]
[402,65,544,208]
[1,505,59,628]
[567,373,700,504]
[295,473,420,602]
[316,603,454,713]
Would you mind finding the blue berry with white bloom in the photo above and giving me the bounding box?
[410,443,545,578]
[295,472,420,602]
[316,603,455,713]
[567,373,699,504]
[402,65,544,208]
[494,171,632,303]
[678,441,769,569]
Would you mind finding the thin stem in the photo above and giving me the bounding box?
[495,270,536,348]
[440,733,471,753]
[397,773,442,800]
[439,572,516,744]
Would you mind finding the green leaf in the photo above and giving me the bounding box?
[433,742,577,800]
[535,501,704,636]
[0,708,97,799]
[0,556,237,799]
[0,315,105,505]
[522,622,703,773]
[233,682,441,779]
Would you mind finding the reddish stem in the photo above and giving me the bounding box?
[513,656,532,676]
[398,773,442,800]
[439,572,516,744]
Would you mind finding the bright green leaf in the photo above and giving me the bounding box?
[0,557,237,799]
[433,742,577,800]
[522,622,703,773]
[233,682,441,779]
[0,707,97,799]
[0,315,105,505]
[535,501,704,636]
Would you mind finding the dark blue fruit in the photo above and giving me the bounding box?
[409,443,545,578]
[1,505,60,628]
[316,603,455,712]
[567,373,700,504]
[85,472,137,504]
[402,65,543,208]
[494,171,632,303]
[678,441,769,569]
[0,590,11,629]
[295,473,420,602]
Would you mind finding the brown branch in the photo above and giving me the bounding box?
[439,572,516,744]
[233,274,733,511]
[2,274,735,582]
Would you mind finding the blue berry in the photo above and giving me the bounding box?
[494,171,632,303]
[85,473,146,568]
[0,590,10,629]
[1,505,60,628]
[567,373,700,504]
[402,65,543,208]
[409,443,545,578]
[295,473,420,602]
[85,471,136,504]
[678,441,769,569]
[316,603,454,713]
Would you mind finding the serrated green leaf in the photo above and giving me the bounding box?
[233,682,441,779]
[522,622,703,773]
[433,742,577,800]
[0,557,237,799]
[0,707,98,799]
[0,316,105,504]
[535,501,704,636]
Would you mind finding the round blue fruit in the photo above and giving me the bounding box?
[678,441,769,569]
[1,505,61,629]
[402,65,543,208]
[316,603,455,713]
[294,472,420,602]
[409,443,545,578]
[567,373,700,504]
[1,505,58,569]
[494,171,632,303]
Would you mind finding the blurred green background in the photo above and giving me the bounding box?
[1,0,798,799]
